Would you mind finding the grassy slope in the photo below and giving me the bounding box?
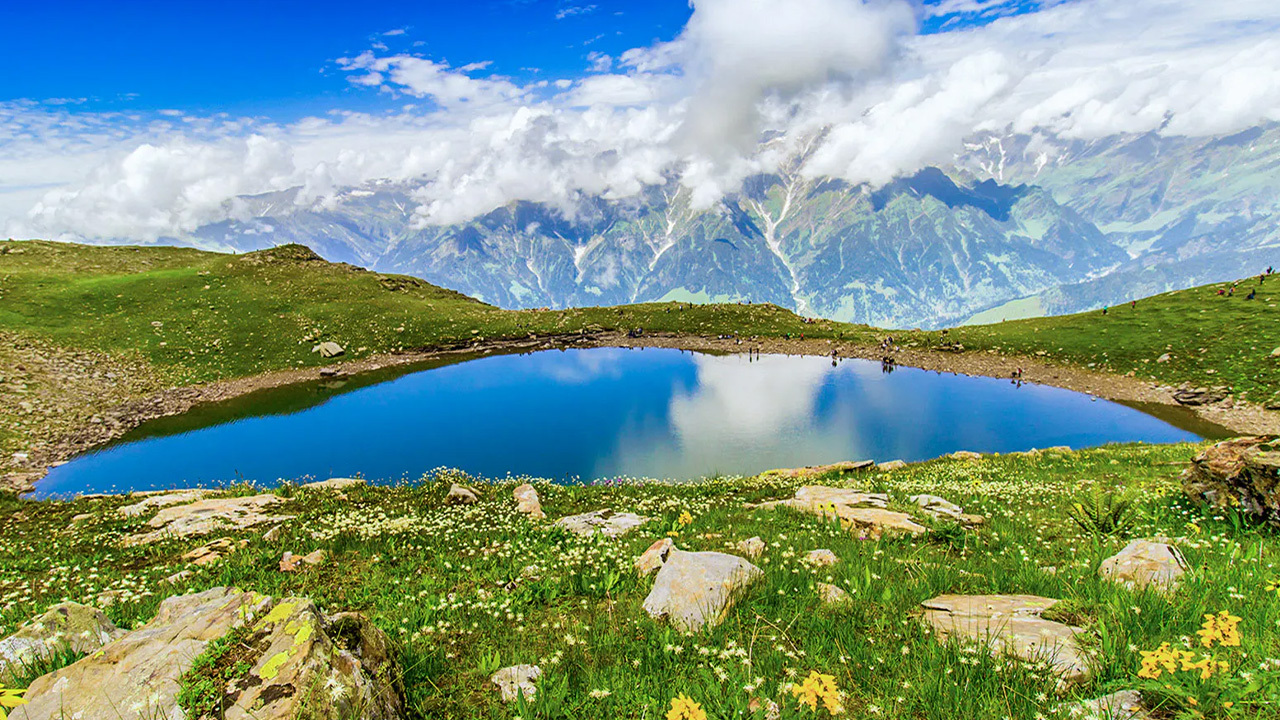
[917,277,1280,403]
[1,445,1276,718]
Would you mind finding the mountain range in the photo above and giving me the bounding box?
[147,124,1280,328]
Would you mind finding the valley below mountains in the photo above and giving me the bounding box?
[162,125,1280,328]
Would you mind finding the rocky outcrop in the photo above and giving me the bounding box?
[182,537,248,566]
[1182,436,1280,527]
[877,460,908,471]
[492,664,541,703]
[642,550,762,632]
[117,490,207,517]
[0,603,124,683]
[130,494,294,544]
[302,477,365,491]
[910,494,985,526]
[759,460,874,479]
[635,538,674,576]
[751,486,927,539]
[920,594,1091,684]
[1099,540,1187,592]
[553,509,647,538]
[513,483,545,519]
[13,588,403,720]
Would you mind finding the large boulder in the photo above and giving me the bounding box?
[635,538,674,576]
[446,483,478,505]
[513,484,545,519]
[552,509,647,538]
[1172,387,1229,406]
[13,588,403,720]
[1181,437,1280,527]
[312,342,345,358]
[1099,540,1187,592]
[642,550,762,632]
[130,494,294,544]
[920,594,1091,684]
[0,603,124,683]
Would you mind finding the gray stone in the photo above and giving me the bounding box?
[1172,387,1229,406]
[129,494,293,544]
[279,549,328,572]
[804,549,839,567]
[1099,539,1187,592]
[909,494,965,521]
[751,486,926,539]
[117,490,206,517]
[312,341,345,358]
[446,483,479,505]
[815,583,851,605]
[642,550,762,632]
[1065,690,1149,720]
[1182,437,1280,528]
[920,594,1091,684]
[0,603,124,683]
[553,509,647,538]
[876,459,908,471]
[492,664,542,703]
[735,536,765,559]
[303,477,366,491]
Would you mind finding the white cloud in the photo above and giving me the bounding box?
[555,4,597,20]
[5,0,1280,242]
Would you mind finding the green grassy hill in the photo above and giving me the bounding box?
[925,277,1280,403]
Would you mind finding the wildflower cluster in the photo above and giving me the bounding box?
[1138,642,1230,680]
[0,689,27,720]
[790,670,843,715]
[666,693,707,720]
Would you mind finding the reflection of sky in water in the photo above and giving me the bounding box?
[36,347,1201,497]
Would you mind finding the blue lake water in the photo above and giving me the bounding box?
[34,347,1211,497]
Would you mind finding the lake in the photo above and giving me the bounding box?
[34,347,1219,496]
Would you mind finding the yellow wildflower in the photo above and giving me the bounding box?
[677,510,694,527]
[1196,611,1242,648]
[1138,643,1180,679]
[790,670,844,715]
[667,693,707,720]
[0,688,28,720]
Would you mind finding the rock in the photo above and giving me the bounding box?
[302,477,365,491]
[1182,437,1280,527]
[642,550,762,632]
[492,664,542,703]
[920,594,1090,684]
[1156,353,1171,364]
[1271,346,1280,358]
[950,450,983,460]
[877,459,908,471]
[182,537,248,566]
[1099,539,1187,592]
[312,341,345,358]
[163,570,193,585]
[909,494,965,521]
[815,583,851,604]
[803,549,839,567]
[262,524,285,543]
[13,588,403,720]
[1172,387,1229,406]
[1065,690,1149,720]
[279,549,328,572]
[513,483,545,519]
[130,494,293,544]
[735,536,766,559]
[759,460,874,479]
[69,513,93,524]
[446,483,478,505]
[553,509,647,537]
[0,603,124,683]
[636,538,675,576]
[117,490,206,517]
[751,486,926,539]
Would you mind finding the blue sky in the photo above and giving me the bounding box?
[1,0,1036,119]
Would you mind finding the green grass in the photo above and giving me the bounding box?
[921,278,1280,402]
[2,445,1277,718]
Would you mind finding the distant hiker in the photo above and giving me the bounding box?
[1218,288,1226,296]
[1247,289,1256,300]
[1130,300,1137,309]
[1102,306,1108,315]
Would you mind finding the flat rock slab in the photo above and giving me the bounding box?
[750,486,887,511]
[182,537,248,566]
[0,603,124,683]
[921,594,1090,683]
[760,460,874,479]
[643,550,762,633]
[553,509,648,538]
[302,477,366,491]
[130,494,293,544]
[751,486,926,539]
[1099,539,1187,592]
[117,490,207,517]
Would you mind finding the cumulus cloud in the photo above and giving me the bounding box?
[5,0,1280,242]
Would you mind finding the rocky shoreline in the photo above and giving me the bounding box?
[3,330,1275,496]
